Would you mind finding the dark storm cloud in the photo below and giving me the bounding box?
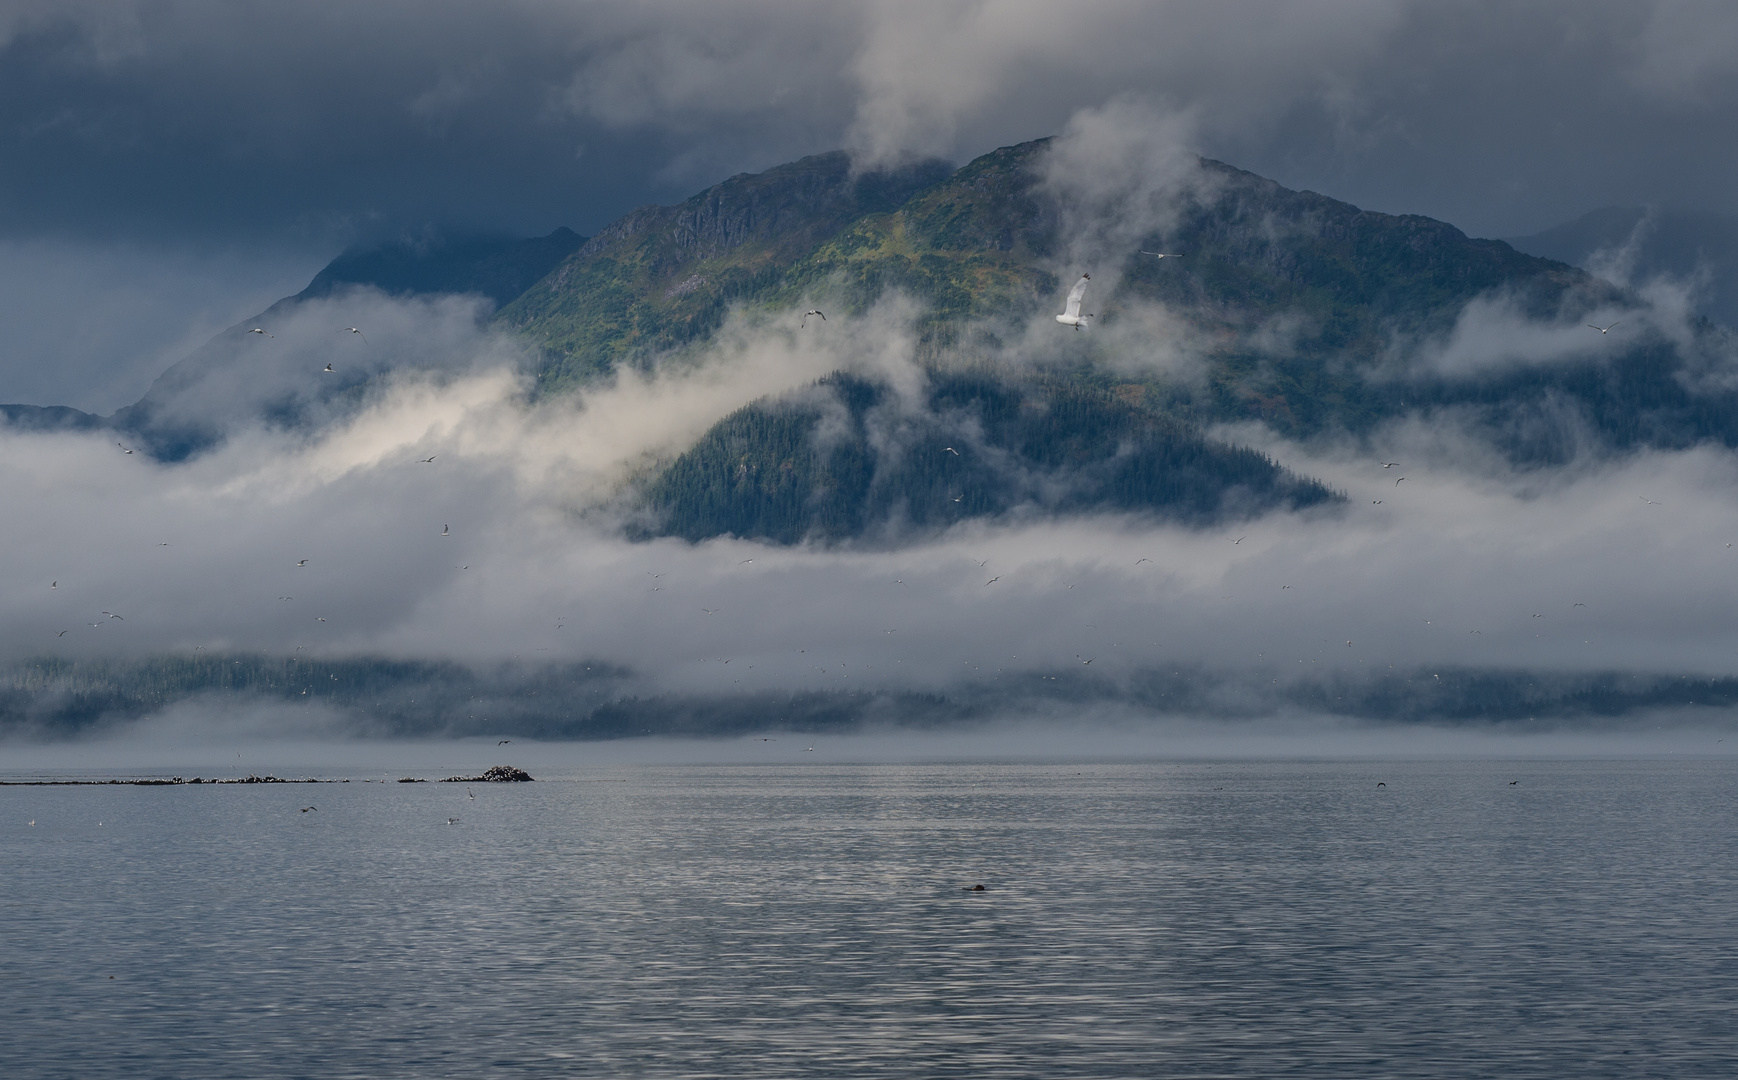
[4,1,1738,248]
[0,0,857,245]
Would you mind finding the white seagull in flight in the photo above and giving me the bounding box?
[1055,274,1093,329]
[1140,252,1183,259]
[801,310,826,327]
[248,328,272,337]
[1589,321,1622,334]
[344,327,368,344]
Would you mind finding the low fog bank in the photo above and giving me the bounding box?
[4,651,1736,748]
[0,710,1729,781]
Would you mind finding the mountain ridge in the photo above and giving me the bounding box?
[9,137,1737,543]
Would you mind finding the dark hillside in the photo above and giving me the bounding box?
[641,371,1337,545]
[298,228,585,309]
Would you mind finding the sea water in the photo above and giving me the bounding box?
[2,758,1734,1077]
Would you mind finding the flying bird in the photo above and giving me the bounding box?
[323,363,334,373]
[50,582,55,589]
[1056,274,1094,329]
[441,525,449,536]
[943,447,960,455]
[344,327,368,344]
[1396,477,1407,486]
[1140,251,1182,259]
[1639,496,1662,506]
[248,328,272,337]
[295,559,307,567]
[1588,321,1622,334]
[102,612,122,620]
[701,608,717,615]
[55,630,68,637]
[300,806,316,813]
[498,739,510,745]
[1382,462,1400,468]
[417,455,436,464]
[801,310,826,327]
[984,576,1000,586]
[1135,558,1152,565]
[1232,536,1245,545]
[116,443,134,455]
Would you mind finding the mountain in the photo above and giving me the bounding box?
[1508,206,1738,329]
[14,138,1738,542]
[509,139,1720,462]
[298,228,584,308]
[503,137,1738,541]
[0,403,107,434]
[110,228,586,460]
[2,228,591,451]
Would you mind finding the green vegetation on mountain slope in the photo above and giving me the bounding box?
[503,135,1738,475]
[641,371,1338,544]
[496,152,951,391]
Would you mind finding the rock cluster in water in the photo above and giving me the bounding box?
[0,774,337,786]
[439,765,534,783]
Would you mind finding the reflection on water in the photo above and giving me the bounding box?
[3,759,1735,1077]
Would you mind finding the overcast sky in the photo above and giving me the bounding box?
[4,0,1738,410]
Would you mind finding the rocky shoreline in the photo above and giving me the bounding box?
[0,765,535,786]
[0,774,335,786]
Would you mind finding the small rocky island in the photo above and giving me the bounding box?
[440,765,534,783]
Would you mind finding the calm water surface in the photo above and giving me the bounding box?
[2,758,1734,1078]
